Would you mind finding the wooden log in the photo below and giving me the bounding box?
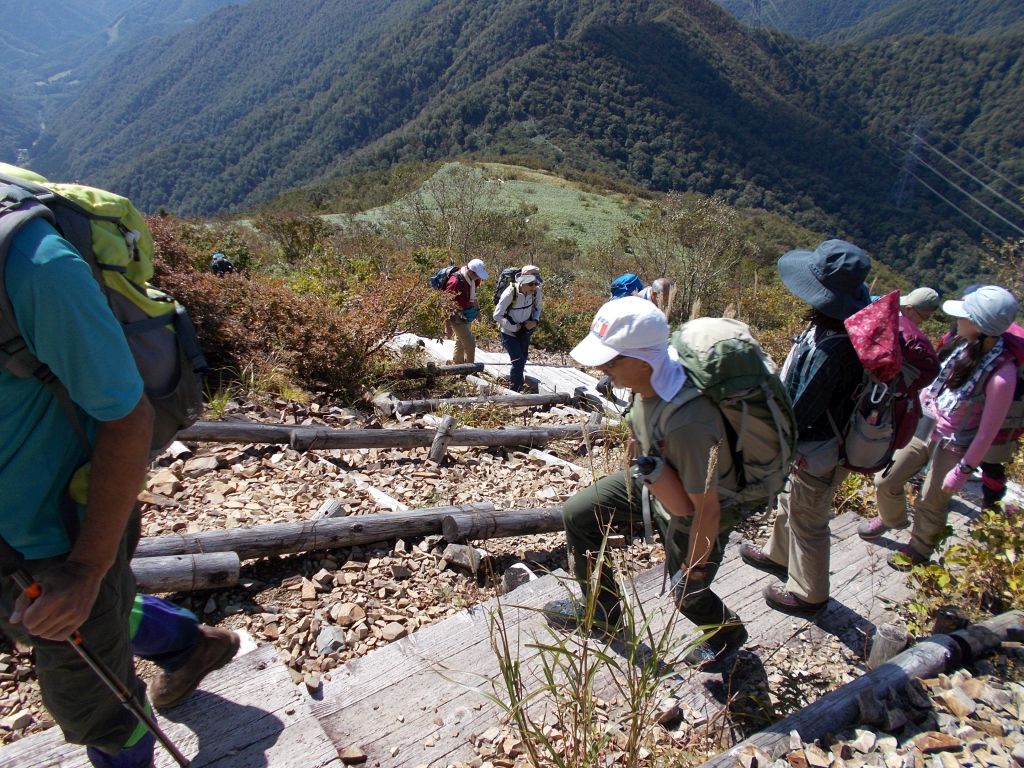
[385,363,483,380]
[466,374,516,396]
[175,421,608,449]
[866,622,908,670]
[428,415,457,464]
[442,508,565,543]
[527,448,589,475]
[134,502,495,560]
[131,552,240,593]
[696,610,1024,768]
[391,391,572,416]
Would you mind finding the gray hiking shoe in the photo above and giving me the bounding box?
[683,625,748,672]
[543,598,622,636]
[857,516,909,541]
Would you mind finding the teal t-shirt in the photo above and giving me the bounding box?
[1,218,143,559]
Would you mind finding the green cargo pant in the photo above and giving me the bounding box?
[562,469,741,640]
[0,527,146,754]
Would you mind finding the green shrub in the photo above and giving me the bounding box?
[903,509,1024,635]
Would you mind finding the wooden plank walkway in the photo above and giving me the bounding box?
[307,500,987,767]
[0,642,342,768]
[4,479,1010,767]
[391,333,629,416]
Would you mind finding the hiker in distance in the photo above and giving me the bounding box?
[863,286,1021,569]
[639,277,677,317]
[596,275,675,401]
[900,286,941,331]
[444,257,489,365]
[740,240,870,616]
[493,264,543,392]
[0,210,237,767]
[209,250,234,278]
[545,297,751,669]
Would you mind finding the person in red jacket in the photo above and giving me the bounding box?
[891,288,942,454]
[444,258,488,364]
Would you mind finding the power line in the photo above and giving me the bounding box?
[895,161,1005,242]
[913,151,1024,238]
[911,132,1024,220]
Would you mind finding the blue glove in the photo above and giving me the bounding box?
[462,307,479,322]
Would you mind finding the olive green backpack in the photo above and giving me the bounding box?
[659,317,797,506]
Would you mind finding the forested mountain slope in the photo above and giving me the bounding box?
[2,0,244,159]
[713,0,900,38]
[824,0,1024,43]
[22,0,1024,289]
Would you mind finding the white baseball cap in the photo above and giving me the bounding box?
[467,258,489,280]
[571,296,669,367]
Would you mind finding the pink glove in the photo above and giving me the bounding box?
[942,464,972,493]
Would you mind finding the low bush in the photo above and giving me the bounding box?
[903,509,1024,635]
[150,216,449,401]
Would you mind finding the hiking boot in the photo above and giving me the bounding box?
[887,544,930,572]
[149,626,240,709]
[683,625,748,672]
[542,598,622,636]
[762,582,828,617]
[857,516,909,541]
[739,542,787,578]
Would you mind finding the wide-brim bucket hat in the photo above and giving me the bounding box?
[778,239,871,320]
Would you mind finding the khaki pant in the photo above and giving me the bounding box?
[450,320,476,364]
[763,439,848,604]
[874,436,959,557]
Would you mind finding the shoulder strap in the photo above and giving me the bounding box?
[0,186,90,450]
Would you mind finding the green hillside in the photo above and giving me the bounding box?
[343,163,644,251]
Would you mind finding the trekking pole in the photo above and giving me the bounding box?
[11,570,190,768]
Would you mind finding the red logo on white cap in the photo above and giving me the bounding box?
[592,318,609,338]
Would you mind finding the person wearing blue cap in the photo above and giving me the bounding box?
[866,285,1020,569]
[739,239,870,616]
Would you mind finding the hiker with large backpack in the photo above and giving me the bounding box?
[492,264,543,391]
[545,297,796,670]
[740,240,871,617]
[864,286,1021,570]
[0,167,236,768]
[436,257,488,364]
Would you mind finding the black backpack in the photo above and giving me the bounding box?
[492,267,521,306]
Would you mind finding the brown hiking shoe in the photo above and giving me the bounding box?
[149,626,240,709]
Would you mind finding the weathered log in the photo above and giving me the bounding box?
[466,374,517,396]
[385,362,483,380]
[135,502,495,560]
[527,448,589,475]
[428,415,457,464]
[391,392,572,416]
[175,421,607,450]
[696,610,1024,768]
[442,508,566,543]
[131,552,240,593]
